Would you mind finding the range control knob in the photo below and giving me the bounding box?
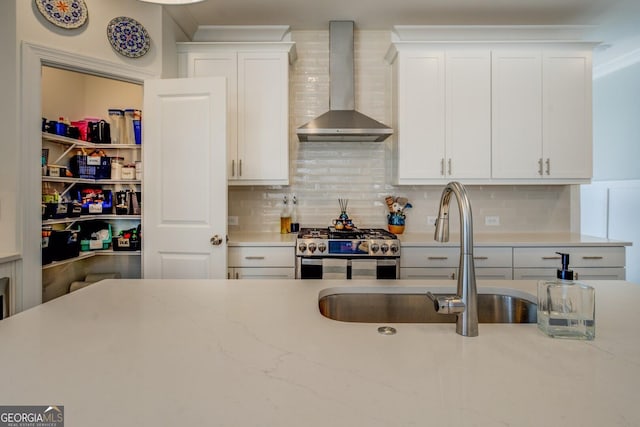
[298,243,307,253]
[318,243,327,253]
[381,243,389,253]
[390,243,399,254]
[370,243,380,254]
[308,243,317,253]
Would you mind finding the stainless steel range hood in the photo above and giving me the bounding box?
[296,21,393,142]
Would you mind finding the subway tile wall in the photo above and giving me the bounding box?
[228,30,572,234]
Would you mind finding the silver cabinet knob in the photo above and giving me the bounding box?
[210,235,223,246]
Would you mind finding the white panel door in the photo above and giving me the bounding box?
[542,51,592,179]
[396,50,445,180]
[492,50,542,179]
[143,77,227,279]
[185,52,238,183]
[446,50,491,179]
[237,52,289,183]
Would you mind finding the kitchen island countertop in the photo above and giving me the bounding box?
[0,278,639,426]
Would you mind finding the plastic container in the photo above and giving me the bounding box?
[108,109,125,144]
[111,157,124,180]
[537,252,595,340]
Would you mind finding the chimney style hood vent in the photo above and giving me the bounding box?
[296,21,393,142]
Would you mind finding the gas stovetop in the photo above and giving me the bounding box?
[296,227,400,257]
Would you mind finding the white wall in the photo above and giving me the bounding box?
[0,1,18,252]
[592,61,640,181]
[228,30,574,234]
[17,0,164,76]
[41,67,143,120]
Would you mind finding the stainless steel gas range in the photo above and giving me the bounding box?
[295,227,400,279]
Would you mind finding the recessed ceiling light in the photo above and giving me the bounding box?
[137,0,205,4]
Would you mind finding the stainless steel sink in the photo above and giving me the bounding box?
[318,287,537,324]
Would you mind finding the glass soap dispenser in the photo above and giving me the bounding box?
[537,252,595,340]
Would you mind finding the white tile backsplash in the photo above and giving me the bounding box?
[228,30,572,234]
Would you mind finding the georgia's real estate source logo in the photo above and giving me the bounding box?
[0,405,64,427]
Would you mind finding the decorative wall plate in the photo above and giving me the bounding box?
[106,17,151,59]
[35,0,88,29]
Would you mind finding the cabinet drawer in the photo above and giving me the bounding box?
[228,246,295,268]
[228,267,295,280]
[401,247,511,268]
[514,247,625,268]
[513,267,625,281]
[400,267,512,280]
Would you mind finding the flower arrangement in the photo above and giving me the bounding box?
[384,196,412,234]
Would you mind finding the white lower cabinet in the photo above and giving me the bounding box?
[400,245,627,281]
[513,247,626,280]
[227,246,295,280]
[400,247,513,280]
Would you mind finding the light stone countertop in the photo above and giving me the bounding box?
[0,278,639,426]
[229,231,631,247]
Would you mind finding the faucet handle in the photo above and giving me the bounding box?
[426,292,465,315]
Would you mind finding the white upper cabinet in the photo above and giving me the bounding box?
[492,48,592,180]
[388,26,595,184]
[178,40,295,185]
[391,48,491,184]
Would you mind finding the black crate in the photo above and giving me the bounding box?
[45,230,80,261]
[69,155,111,179]
[112,236,141,251]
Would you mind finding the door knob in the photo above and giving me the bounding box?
[210,235,223,246]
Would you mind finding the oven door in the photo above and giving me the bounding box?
[296,258,398,279]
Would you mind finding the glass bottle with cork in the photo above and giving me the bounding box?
[280,195,291,234]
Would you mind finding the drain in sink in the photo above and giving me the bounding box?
[377,326,397,335]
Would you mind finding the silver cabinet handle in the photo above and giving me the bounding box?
[448,158,452,176]
[244,256,265,260]
[440,158,445,176]
[239,159,242,177]
[231,160,235,177]
[235,272,239,279]
[210,235,223,246]
[582,256,604,260]
[538,158,543,176]
[473,256,488,260]
[428,256,449,260]
[542,256,562,260]
[545,158,551,175]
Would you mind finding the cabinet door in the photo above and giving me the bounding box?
[396,50,445,181]
[183,52,239,182]
[542,50,592,179]
[446,50,491,179]
[143,77,228,279]
[492,50,543,179]
[236,52,289,184]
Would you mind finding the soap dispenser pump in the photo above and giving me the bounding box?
[556,252,573,281]
[537,252,595,340]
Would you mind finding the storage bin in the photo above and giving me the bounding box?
[47,165,67,177]
[113,224,141,251]
[69,155,111,179]
[46,229,80,261]
[78,189,113,214]
[79,221,112,251]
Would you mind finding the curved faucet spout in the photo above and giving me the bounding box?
[433,181,478,337]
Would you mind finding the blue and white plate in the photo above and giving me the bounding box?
[107,16,151,59]
[35,0,88,29]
